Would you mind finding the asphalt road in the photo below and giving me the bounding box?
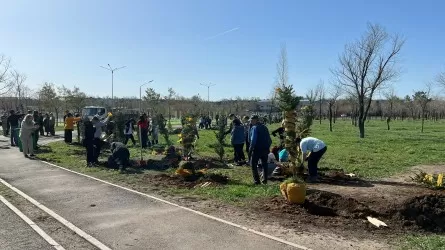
[0,146,298,250]
[0,202,53,250]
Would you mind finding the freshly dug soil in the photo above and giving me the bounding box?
[256,190,445,240]
[397,194,445,232]
[304,191,376,218]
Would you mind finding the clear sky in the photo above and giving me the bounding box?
[2,0,445,100]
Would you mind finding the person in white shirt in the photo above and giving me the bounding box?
[296,137,327,182]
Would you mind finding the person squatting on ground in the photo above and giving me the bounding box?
[20,114,38,158]
[7,110,20,146]
[296,136,327,183]
[107,142,130,172]
[64,113,81,143]
[92,114,111,163]
[231,118,246,165]
[124,118,136,146]
[249,115,272,185]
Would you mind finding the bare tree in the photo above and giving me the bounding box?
[413,83,432,133]
[383,87,399,130]
[315,81,325,124]
[0,55,13,96]
[327,84,342,132]
[437,71,445,89]
[332,23,404,138]
[38,83,61,125]
[276,44,289,87]
[11,70,27,111]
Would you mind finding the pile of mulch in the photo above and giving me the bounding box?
[256,190,445,238]
[142,172,229,189]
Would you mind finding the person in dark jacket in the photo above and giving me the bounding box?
[124,118,136,146]
[43,113,50,136]
[242,116,251,156]
[231,119,246,165]
[249,115,272,184]
[38,112,45,136]
[83,118,96,167]
[7,110,20,146]
[108,142,130,171]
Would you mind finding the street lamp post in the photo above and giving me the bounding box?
[139,80,154,113]
[100,64,126,109]
[200,83,215,116]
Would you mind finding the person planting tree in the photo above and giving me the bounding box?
[296,137,327,183]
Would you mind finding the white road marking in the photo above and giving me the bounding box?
[0,178,111,250]
[0,195,65,250]
[40,161,311,250]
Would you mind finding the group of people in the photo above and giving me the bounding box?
[228,113,327,184]
[1,110,52,158]
[198,116,212,129]
[133,113,164,148]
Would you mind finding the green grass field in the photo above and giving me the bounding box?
[37,118,445,249]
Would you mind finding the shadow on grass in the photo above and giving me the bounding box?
[36,145,53,154]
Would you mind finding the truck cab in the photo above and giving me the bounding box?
[82,106,108,120]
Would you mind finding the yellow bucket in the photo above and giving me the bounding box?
[286,182,306,204]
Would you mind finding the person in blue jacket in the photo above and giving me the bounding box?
[231,119,246,165]
[249,115,272,184]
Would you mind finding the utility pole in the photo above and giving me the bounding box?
[139,80,154,113]
[200,83,215,116]
[100,64,126,109]
[200,83,215,102]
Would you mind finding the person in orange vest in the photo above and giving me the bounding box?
[64,113,81,143]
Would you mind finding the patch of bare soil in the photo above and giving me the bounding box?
[141,173,229,189]
[249,165,445,245]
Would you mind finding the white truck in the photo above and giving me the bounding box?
[81,106,108,120]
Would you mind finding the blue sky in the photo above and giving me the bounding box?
[2,0,445,100]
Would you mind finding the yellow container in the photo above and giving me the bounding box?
[280,183,288,200]
[437,174,443,187]
[286,182,306,204]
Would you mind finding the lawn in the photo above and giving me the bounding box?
[40,119,445,202]
[36,118,445,249]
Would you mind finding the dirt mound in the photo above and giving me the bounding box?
[305,191,375,218]
[397,194,445,232]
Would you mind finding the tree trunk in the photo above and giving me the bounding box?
[421,111,425,133]
[359,119,365,138]
[387,118,390,130]
[329,105,333,132]
[319,101,322,125]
